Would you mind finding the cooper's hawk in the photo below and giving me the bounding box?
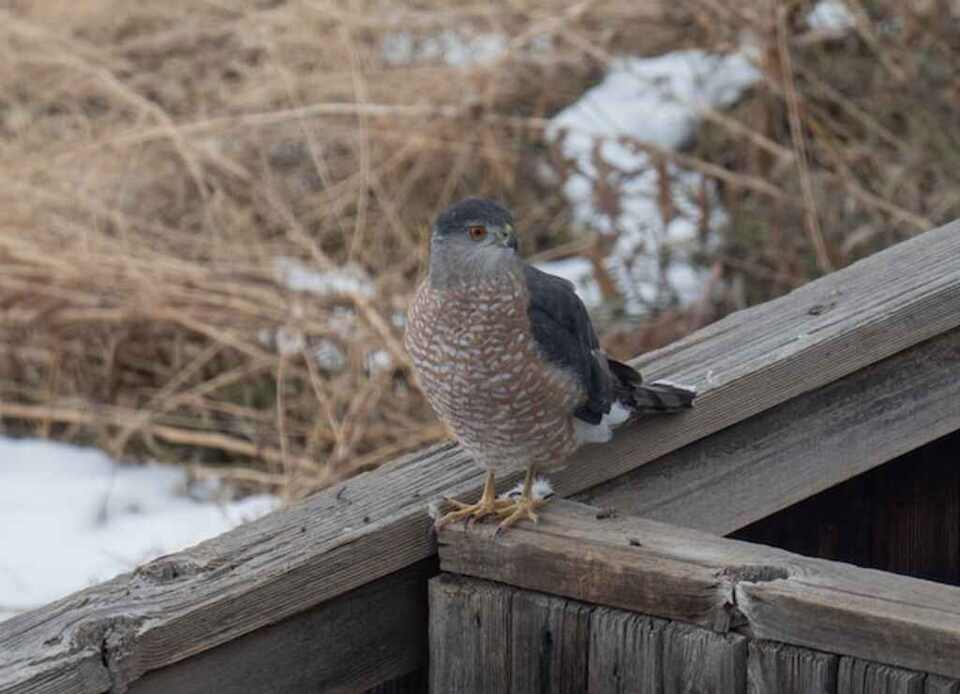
[405,198,695,532]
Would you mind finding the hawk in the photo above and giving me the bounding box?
[405,198,695,532]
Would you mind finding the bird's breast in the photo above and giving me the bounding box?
[405,279,583,468]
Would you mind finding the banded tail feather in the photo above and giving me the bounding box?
[633,379,697,412]
[608,358,696,414]
[574,356,696,445]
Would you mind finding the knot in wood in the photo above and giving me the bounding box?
[135,554,205,583]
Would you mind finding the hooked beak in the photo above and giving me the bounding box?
[496,224,518,251]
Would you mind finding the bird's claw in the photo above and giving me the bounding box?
[434,495,512,531]
[493,495,545,537]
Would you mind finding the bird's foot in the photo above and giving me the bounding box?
[494,494,548,536]
[434,495,513,531]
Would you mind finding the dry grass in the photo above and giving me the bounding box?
[691,0,960,303]
[1,0,957,499]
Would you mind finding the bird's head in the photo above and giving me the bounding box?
[428,198,519,286]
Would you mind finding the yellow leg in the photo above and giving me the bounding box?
[434,469,512,530]
[495,465,548,535]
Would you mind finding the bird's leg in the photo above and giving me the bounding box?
[495,464,547,534]
[435,469,511,530]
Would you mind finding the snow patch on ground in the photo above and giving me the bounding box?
[382,31,508,66]
[267,259,390,374]
[0,438,277,623]
[541,50,760,313]
[806,0,856,31]
[273,256,374,298]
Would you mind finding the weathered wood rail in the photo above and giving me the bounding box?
[434,500,960,691]
[1,220,959,693]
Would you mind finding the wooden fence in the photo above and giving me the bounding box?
[1,219,959,693]
[433,500,960,692]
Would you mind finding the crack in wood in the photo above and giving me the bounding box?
[71,616,144,693]
[719,565,792,633]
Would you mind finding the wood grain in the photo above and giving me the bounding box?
[747,640,838,694]
[3,220,960,692]
[587,609,665,693]
[837,657,925,694]
[661,622,747,694]
[510,590,592,694]
[428,575,512,694]
[578,327,960,535]
[433,576,745,694]
[127,559,433,694]
[439,499,960,679]
[926,676,960,694]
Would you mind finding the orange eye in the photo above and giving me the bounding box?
[467,225,487,241]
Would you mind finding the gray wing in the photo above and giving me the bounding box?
[523,264,613,424]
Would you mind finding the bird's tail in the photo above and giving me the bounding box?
[608,358,696,414]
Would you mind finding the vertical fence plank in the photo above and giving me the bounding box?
[927,676,960,694]
[837,657,925,694]
[588,608,666,694]
[429,575,512,694]
[747,640,838,694]
[662,622,747,694]
[510,591,591,694]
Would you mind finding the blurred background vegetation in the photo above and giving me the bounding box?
[1,0,957,500]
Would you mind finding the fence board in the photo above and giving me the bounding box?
[587,609,665,693]
[747,641,838,694]
[439,499,960,679]
[510,590,591,694]
[661,622,747,694]
[927,676,960,694]
[837,657,925,694]
[428,575,511,694]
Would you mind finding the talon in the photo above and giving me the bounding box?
[434,501,498,530]
[494,496,545,532]
[433,470,501,531]
[442,497,472,510]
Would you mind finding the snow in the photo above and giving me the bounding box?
[268,259,389,373]
[273,256,374,298]
[382,30,556,68]
[806,0,856,31]
[0,438,277,623]
[382,31,508,67]
[274,325,306,356]
[366,349,394,375]
[534,256,603,309]
[542,50,760,314]
[313,337,347,371]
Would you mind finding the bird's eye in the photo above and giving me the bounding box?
[467,225,487,241]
